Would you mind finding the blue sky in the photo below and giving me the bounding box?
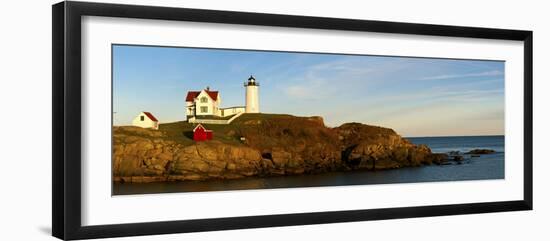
[113,45,504,137]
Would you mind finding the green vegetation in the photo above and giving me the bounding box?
[157,113,296,145]
[118,113,396,148]
[231,113,294,123]
[157,120,240,145]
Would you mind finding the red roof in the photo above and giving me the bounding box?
[185,90,219,101]
[193,123,205,132]
[142,112,158,122]
[193,123,212,132]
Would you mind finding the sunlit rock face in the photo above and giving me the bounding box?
[113,114,447,183]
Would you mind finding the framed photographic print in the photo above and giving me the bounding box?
[52,1,533,240]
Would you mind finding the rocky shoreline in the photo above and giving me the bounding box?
[113,114,491,183]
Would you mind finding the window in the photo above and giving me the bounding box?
[200,97,208,103]
[200,106,208,113]
[140,116,144,121]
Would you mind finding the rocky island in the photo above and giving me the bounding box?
[113,113,450,183]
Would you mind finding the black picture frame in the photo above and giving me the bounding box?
[52,1,533,240]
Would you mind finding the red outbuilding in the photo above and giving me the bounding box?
[193,124,213,141]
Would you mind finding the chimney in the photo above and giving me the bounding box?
[206,86,210,91]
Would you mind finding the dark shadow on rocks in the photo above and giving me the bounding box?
[262,152,273,160]
[341,144,360,166]
[183,131,194,139]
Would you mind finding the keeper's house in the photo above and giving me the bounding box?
[185,88,244,125]
[185,76,260,125]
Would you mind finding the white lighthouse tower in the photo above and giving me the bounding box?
[244,75,260,113]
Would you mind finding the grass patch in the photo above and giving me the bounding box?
[121,113,330,147]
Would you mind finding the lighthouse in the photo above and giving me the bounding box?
[244,75,260,113]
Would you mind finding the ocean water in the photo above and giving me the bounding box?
[407,135,504,153]
[113,135,505,195]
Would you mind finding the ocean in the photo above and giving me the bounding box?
[113,135,505,195]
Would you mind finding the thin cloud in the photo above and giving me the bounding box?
[282,57,391,100]
[418,70,503,80]
[283,60,366,99]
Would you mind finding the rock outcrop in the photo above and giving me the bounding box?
[336,123,447,170]
[466,149,496,154]
[113,127,265,182]
[113,115,448,183]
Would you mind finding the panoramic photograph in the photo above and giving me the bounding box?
[111,44,505,195]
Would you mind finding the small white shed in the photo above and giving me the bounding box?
[132,111,159,130]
